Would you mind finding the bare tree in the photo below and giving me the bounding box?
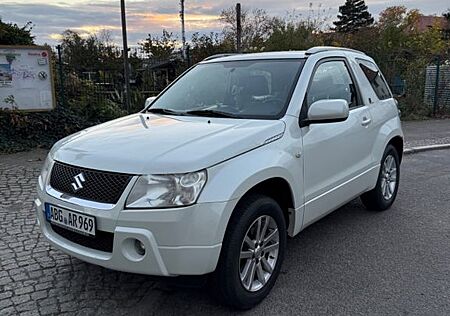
[220,6,275,51]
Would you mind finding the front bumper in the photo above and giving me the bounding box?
[35,185,228,276]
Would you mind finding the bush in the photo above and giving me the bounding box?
[67,94,126,122]
[0,72,131,154]
[0,101,125,154]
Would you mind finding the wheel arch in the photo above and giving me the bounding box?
[200,142,304,241]
[387,135,404,163]
[240,177,294,231]
[370,114,404,167]
[224,176,297,238]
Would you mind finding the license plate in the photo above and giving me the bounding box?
[45,203,96,236]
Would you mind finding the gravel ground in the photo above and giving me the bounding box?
[1,147,449,315]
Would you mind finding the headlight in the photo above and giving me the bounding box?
[126,170,207,208]
[38,155,53,189]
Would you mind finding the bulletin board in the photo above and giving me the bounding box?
[0,45,56,111]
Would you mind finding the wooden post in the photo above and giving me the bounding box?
[120,0,131,112]
[236,3,242,53]
[180,0,186,60]
[56,45,65,108]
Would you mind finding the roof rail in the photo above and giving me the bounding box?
[203,53,242,61]
[305,46,365,55]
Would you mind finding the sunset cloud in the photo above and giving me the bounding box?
[1,0,448,46]
[132,13,220,30]
[48,33,64,41]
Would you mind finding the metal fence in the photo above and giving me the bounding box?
[367,53,450,116]
[53,45,191,114]
[52,46,450,116]
[424,60,450,115]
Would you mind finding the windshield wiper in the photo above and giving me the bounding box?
[184,109,239,118]
[147,108,185,116]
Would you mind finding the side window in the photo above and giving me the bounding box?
[358,59,392,100]
[306,60,358,108]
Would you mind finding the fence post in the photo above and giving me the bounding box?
[56,45,66,108]
[433,55,441,116]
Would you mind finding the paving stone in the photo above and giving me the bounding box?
[31,290,47,301]
[15,301,38,312]
[0,291,13,300]
[0,297,13,309]
[14,286,34,295]
[0,150,157,315]
[11,294,31,305]
[19,310,40,316]
[0,276,13,286]
[0,306,17,316]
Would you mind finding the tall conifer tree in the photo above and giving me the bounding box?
[333,0,374,33]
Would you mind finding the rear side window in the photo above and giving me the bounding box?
[358,59,392,100]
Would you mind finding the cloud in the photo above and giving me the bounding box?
[132,13,220,30]
[48,33,63,41]
[1,0,448,47]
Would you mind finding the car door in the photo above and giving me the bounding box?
[301,58,375,227]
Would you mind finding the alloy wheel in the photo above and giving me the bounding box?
[239,215,279,292]
[381,154,397,200]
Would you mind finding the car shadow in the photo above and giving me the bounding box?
[49,197,385,315]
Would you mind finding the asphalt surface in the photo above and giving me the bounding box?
[0,148,449,315]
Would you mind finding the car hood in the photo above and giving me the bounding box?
[51,113,285,174]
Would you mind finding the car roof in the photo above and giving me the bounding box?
[200,47,367,64]
[200,51,307,63]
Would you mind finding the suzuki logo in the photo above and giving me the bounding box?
[71,173,86,192]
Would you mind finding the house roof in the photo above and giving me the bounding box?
[417,15,449,32]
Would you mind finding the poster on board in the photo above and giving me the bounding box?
[0,46,55,111]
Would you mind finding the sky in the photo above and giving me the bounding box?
[1,0,448,47]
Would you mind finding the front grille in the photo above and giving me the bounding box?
[49,161,133,204]
[51,224,114,252]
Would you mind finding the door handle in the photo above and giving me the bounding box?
[361,117,371,126]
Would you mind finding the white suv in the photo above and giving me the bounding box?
[36,47,403,309]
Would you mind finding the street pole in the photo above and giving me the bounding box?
[56,45,66,108]
[180,0,186,61]
[236,3,241,53]
[120,0,131,112]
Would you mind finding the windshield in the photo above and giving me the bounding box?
[147,59,305,119]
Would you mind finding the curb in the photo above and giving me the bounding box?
[404,143,450,155]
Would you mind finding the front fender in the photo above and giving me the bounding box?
[198,141,303,241]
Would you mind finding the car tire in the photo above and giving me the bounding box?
[361,144,400,211]
[211,194,286,310]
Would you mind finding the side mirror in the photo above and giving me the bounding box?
[306,99,349,125]
[144,96,157,109]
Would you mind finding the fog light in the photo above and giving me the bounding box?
[134,239,145,256]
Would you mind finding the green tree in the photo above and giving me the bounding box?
[374,6,449,117]
[190,32,232,63]
[265,19,321,51]
[0,19,35,45]
[443,9,450,21]
[60,29,122,74]
[443,9,450,40]
[139,30,176,59]
[333,0,374,33]
[265,7,329,51]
